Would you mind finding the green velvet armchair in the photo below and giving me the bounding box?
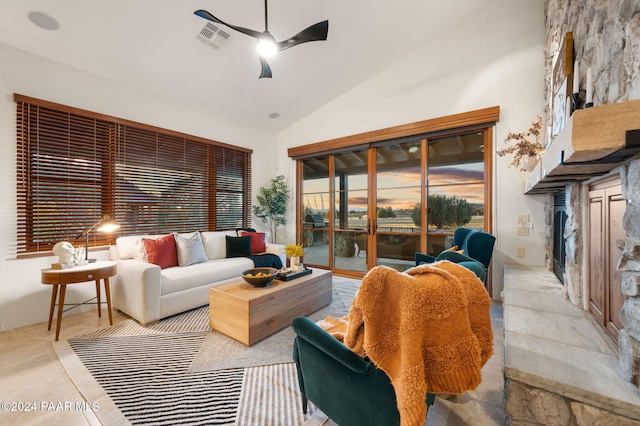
[292,316,435,426]
[415,251,487,281]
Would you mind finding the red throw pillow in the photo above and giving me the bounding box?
[241,231,267,254]
[143,234,178,269]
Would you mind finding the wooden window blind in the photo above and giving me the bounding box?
[15,95,252,255]
[213,147,252,230]
[16,103,114,253]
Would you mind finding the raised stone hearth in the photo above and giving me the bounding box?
[503,265,640,425]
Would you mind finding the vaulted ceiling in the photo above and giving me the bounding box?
[0,0,492,132]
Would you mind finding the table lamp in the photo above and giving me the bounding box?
[76,215,120,263]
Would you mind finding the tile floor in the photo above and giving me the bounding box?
[0,303,505,425]
[425,303,506,425]
[0,307,129,426]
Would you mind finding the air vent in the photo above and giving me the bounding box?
[195,22,231,50]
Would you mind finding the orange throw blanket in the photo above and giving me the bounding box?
[320,261,493,426]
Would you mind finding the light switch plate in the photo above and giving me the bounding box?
[517,214,529,235]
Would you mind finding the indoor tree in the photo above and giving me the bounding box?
[252,175,290,243]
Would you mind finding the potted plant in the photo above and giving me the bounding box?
[284,243,305,270]
[252,175,290,243]
[497,116,544,172]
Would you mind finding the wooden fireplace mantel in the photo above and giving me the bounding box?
[525,99,640,193]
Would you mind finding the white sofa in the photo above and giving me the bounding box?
[108,230,286,325]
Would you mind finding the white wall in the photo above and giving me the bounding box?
[0,42,277,331]
[276,0,547,298]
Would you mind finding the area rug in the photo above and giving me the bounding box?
[53,276,360,426]
[190,275,359,371]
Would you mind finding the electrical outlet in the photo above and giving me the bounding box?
[516,247,525,258]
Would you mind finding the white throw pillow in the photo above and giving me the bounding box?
[173,232,207,266]
[116,234,159,260]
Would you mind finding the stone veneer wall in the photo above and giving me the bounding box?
[619,161,640,386]
[506,381,640,426]
[562,183,583,305]
[544,0,640,387]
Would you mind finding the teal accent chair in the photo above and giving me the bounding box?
[415,251,486,281]
[292,316,435,426]
[415,228,496,282]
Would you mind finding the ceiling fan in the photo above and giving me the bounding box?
[194,1,328,78]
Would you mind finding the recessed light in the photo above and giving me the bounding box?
[269,112,280,119]
[28,11,60,31]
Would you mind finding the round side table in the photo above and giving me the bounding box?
[41,260,117,341]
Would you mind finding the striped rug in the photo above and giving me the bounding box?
[77,305,211,338]
[68,332,242,425]
[54,276,360,425]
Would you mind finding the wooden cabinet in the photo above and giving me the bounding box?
[588,176,625,341]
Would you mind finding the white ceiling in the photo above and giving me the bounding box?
[0,0,490,132]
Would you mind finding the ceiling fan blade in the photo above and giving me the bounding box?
[277,20,329,51]
[194,10,263,39]
[259,57,273,79]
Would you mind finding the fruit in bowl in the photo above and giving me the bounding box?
[241,268,278,287]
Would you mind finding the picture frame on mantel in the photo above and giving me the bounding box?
[551,32,574,139]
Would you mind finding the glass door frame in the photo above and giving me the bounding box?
[291,106,498,285]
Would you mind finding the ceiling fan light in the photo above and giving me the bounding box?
[257,39,277,57]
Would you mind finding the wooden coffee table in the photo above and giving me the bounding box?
[209,268,332,346]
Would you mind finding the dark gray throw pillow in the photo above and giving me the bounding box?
[226,235,251,258]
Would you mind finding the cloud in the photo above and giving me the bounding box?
[430,167,484,182]
[349,196,369,207]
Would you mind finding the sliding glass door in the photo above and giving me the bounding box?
[372,140,424,271]
[333,149,369,273]
[301,156,330,268]
[295,117,493,278]
[300,149,370,273]
[425,131,487,255]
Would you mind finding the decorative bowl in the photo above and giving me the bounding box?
[241,268,278,287]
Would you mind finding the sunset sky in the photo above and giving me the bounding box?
[303,162,485,212]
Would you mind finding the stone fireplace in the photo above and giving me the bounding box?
[513,110,640,424]
[502,2,640,423]
[543,0,640,388]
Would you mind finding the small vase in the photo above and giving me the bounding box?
[521,155,538,172]
[290,256,299,269]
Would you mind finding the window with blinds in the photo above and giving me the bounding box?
[15,95,252,255]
